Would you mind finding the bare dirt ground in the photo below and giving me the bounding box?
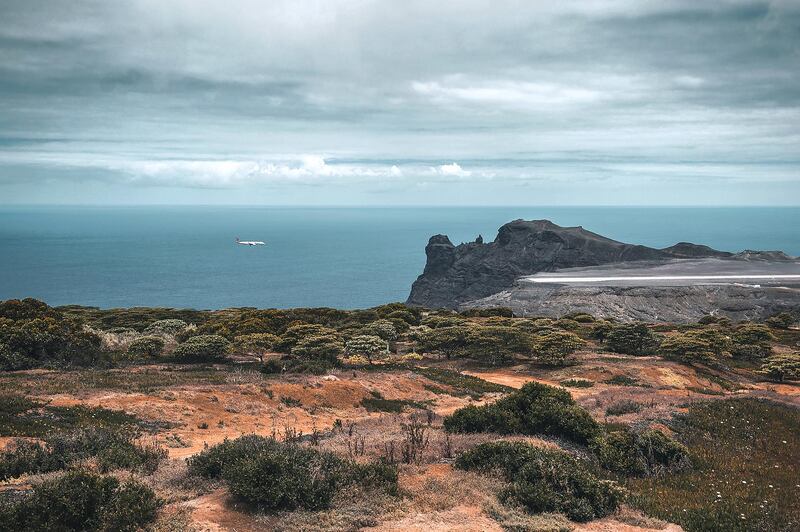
[5,353,799,531]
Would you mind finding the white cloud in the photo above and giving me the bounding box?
[412,80,601,107]
[432,162,472,178]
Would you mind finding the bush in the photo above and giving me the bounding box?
[730,324,774,359]
[0,470,160,532]
[455,441,624,522]
[461,307,515,318]
[765,312,795,330]
[589,321,614,342]
[386,309,419,326]
[187,435,397,511]
[418,325,533,365]
[234,333,279,361]
[172,334,231,363]
[659,329,730,364]
[758,353,800,382]
[443,382,601,444]
[142,318,188,336]
[591,428,689,477]
[531,330,585,366]
[605,323,660,355]
[126,336,165,358]
[604,399,642,416]
[274,324,337,353]
[345,335,388,364]
[292,333,344,362]
[564,312,596,323]
[0,426,165,481]
[358,319,398,342]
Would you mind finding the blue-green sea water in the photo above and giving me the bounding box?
[1,206,798,309]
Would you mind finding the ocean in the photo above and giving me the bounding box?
[1,206,798,310]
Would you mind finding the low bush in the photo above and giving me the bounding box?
[455,441,624,522]
[292,333,344,362]
[0,470,160,532]
[605,400,642,416]
[345,334,389,364]
[605,323,660,355]
[172,334,231,363]
[126,335,165,358]
[443,382,601,444]
[142,318,188,336]
[758,353,800,382]
[187,435,397,512]
[233,333,279,361]
[274,324,338,353]
[418,325,533,365]
[765,312,796,330]
[531,330,585,366]
[591,428,689,477]
[730,324,774,359]
[659,328,730,364]
[357,319,398,342]
[261,356,335,375]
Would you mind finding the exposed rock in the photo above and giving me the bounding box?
[407,219,730,308]
[463,282,800,323]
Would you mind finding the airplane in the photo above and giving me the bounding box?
[236,237,265,246]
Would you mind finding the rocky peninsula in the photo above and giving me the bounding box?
[407,219,799,321]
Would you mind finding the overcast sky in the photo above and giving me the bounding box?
[1,0,799,205]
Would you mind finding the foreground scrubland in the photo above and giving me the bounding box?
[0,298,799,531]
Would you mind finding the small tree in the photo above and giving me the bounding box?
[345,335,388,364]
[465,326,533,366]
[731,324,774,359]
[127,336,165,358]
[143,319,188,336]
[417,325,472,359]
[660,329,730,364]
[274,324,336,353]
[358,319,398,342]
[292,333,344,363]
[531,330,585,366]
[234,333,279,362]
[605,323,660,355]
[172,335,231,363]
[758,353,800,382]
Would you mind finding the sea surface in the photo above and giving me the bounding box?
[1,206,798,310]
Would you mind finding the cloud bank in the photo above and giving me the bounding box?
[0,0,798,204]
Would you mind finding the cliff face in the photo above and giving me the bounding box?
[406,219,729,308]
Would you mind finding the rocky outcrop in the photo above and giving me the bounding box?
[463,282,800,323]
[407,219,731,308]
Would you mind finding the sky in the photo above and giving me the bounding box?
[0,0,799,205]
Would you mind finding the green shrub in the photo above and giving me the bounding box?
[234,333,279,361]
[416,325,471,359]
[758,353,800,382]
[0,426,165,480]
[292,333,344,362]
[460,307,515,318]
[455,441,624,522]
[765,312,795,330]
[126,335,165,358]
[261,356,334,375]
[443,382,601,444]
[420,315,467,329]
[345,334,388,364]
[589,321,614,342]
[605,400,643,416]
[591,428,689,477]
[605,323,660,355]
[385,309,419,326]
[531,330,585,366]
[172,334,231,363]
[564,312,596,323]
[730,324,774,359]
[358,319,398,342]
[0,470,160,532]
[560,378,595,388]
[274,324,337,353]
[659,329,730,364]
[142,318,188,336]
[187,435,397,512]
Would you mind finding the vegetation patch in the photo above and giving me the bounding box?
[443,382,601,445]
[0,425,166,480]
[187,435,397,512]
[604,375,651,387]
[359,393,426,413]
[456,441,624,522]
[591,428,689,477]
[0,470,160,531]
[560,378,595,388]
[605,400,643,416]
[627,398,800,531]
[0,394,142,437]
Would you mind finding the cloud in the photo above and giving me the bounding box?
[0,1,799,203]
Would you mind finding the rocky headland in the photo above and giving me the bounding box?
[407,219,799,321]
